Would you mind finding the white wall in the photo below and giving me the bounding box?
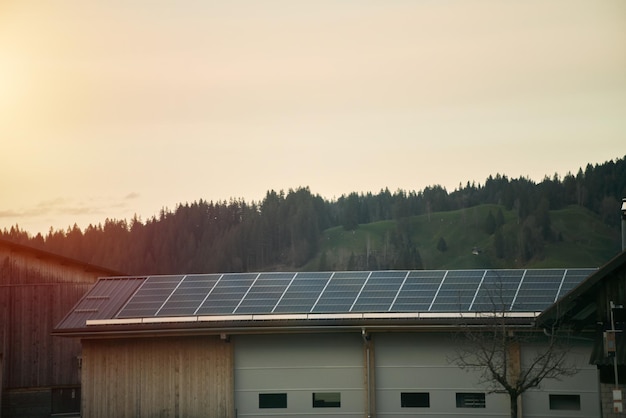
[234,333,365,418]
[233,331,599,418]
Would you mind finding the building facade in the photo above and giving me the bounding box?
[0,238,121,418]
[56,269,602,418]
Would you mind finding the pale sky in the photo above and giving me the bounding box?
[1,1,625,236]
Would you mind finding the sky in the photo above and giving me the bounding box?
[1,1,625,236]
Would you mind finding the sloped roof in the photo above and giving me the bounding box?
[535,251,626,366]
[536,251,626,328]
[0,237,123,277]
[54,268,596,336]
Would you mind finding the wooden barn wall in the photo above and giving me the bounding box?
[0,246,112,285]
[0,243,115,417]
[82,336,234,418]
[0,283,88,389]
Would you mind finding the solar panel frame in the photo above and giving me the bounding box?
[311,271,369,313]
[156,274,222,317]
[233,273,294,314]
[116,275,183,318]
[59,277,146,328]
[195,273,258,315]
[429,270,485,312]
[87,268,596,320]
[273,272,333,313]
[391,270,447,312]
[350,271,407,312]
[512,269,566,311]
[470,270,524,312]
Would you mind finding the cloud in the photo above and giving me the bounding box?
[0,194,137,219]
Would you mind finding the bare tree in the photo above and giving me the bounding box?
[451,309,578,418]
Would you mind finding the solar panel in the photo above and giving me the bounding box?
[429,270,485,312]
[512,269,565,311]
[117,275,183,318]
[195,273,258,315]
[470,270,524,312]
[58,277,145,328]
[156,274,221,316]
[311,271,369,313]
[272,272,332,313]
[233,273,293,314]
[557,268,596,298]
[391,270,446,311]
[350,271,407,312]
[91,268,597,320]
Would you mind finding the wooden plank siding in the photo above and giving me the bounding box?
[1,283,89,389]
[0,239,123,418]
[81,336,234,418]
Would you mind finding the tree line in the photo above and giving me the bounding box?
[3,156,625,274]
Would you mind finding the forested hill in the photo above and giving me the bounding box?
[3,156,625,274]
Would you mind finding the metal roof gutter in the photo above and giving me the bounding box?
[52,311,541,338]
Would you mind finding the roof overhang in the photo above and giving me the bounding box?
[536,251,626,328]
[53,311,541,339]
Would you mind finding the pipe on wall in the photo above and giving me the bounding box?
[362,328,373,418]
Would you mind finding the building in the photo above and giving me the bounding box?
[537,250,626,417]
[0,238,122,418]
[55,268,602,418]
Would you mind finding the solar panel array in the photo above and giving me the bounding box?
[113,268,595,319]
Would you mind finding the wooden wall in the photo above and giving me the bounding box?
[0,283,89,389]
[81,336,234,418]
[0,240,120,418]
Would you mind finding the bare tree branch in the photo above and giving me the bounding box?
[449,276,578,418]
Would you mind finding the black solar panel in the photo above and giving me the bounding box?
[350,271,407,312]
[87,268,598,320]
[117,275,182,318]
[513,270,565,311]
[391,270,446,311]
[311,271,369,313]
[430,270,485,312]
[470,270,524,312]
[195,273,257,315]
[157,274,221,316]
[272,272,332,313]
[233,273,293,314]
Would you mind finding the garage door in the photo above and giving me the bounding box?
[374,332,508,418]
[234,333,365,418]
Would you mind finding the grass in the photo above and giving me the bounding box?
[303,204,620,271]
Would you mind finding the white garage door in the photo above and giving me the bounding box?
[234,333,365,418]
[374,332,508,418]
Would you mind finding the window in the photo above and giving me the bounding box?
[259,393,287,409]
[312,392,341,408]
[52,387,81,414]
[456,392,486,408]
[401,392,430,407]
[549,394,581,411]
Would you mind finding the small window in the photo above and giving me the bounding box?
[549,394,581,410]
[401,392,430,407]
[52,387,81,414]
[456,392,485,408]
[312,392,341,408]
[259,393,287,409]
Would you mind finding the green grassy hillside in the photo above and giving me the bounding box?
[304,204,621,271]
